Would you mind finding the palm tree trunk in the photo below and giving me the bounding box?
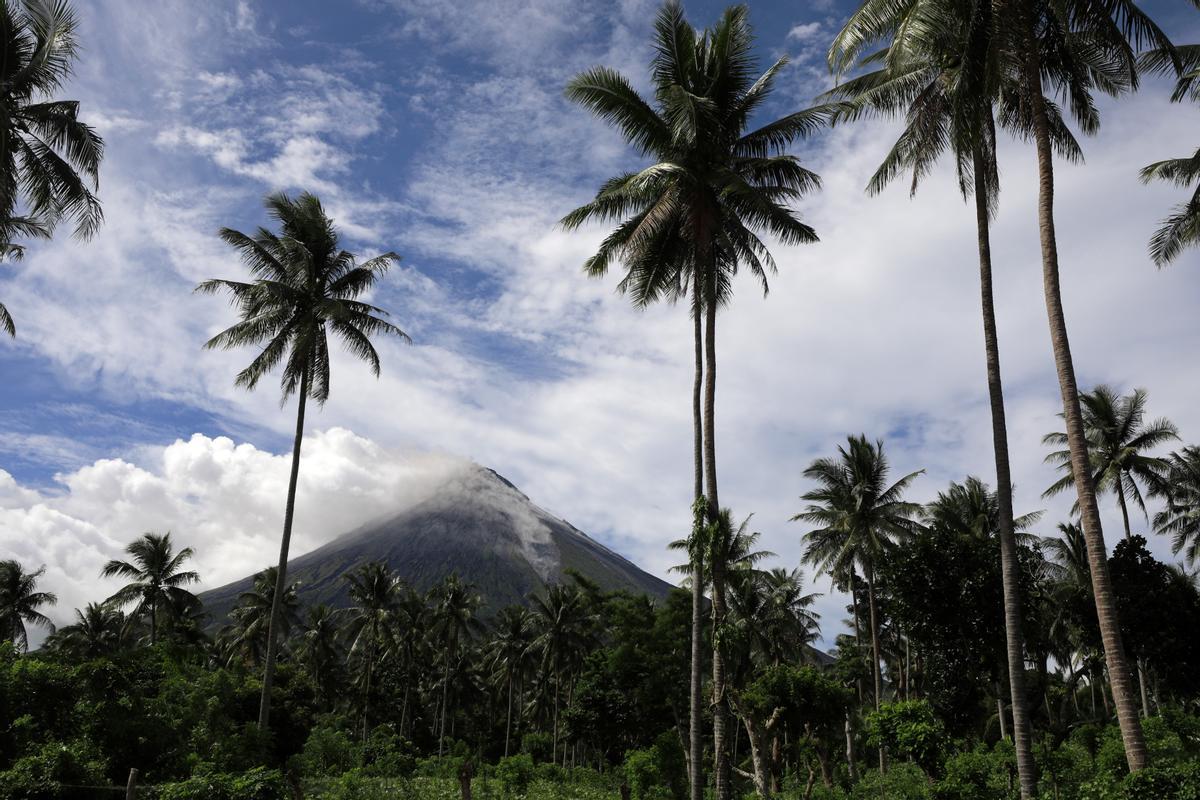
[505,672,514,757]
[1016,4,1147,770]
[690,286,706,800]
[150,594,157,646]
[1116,481,1153,718]
[702,258,730,800]
[439,643,451,756]
[850,571,864,706]
[844,711,857,783]
[258,367,309,730]
[864,561,885,773]
[974,140,1037,798]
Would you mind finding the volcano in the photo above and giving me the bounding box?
[200,464,675,620]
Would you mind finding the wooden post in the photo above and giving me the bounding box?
[125,768,139,800]
[458,758,474,800]
[620,780,631,800]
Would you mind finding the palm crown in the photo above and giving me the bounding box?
[100,532,198,646]
[561,1,822,310]
[197,191,409,403]
[1043,385,1179,535]
[0,559,56,651]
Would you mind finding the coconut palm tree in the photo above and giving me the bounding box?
[1138,43,1200,266]
[197,191,409,729]
[217,566,299,668]
[1151,447,1200,567]
[298,604,345,712]
[100,532,198,646]
[485,606,537,756]
[756,567,821,666]
[991,0,1175,769]
[0,560,56,651]
[793,435,922,770]
[532,582,594,766]
[822,3,1092,791]
[0,0,104,335]
[1043,386,1178,541]
[45,602,125,659]
[562,6,823,792]
[430,574,482,756]
[344,561,402,740]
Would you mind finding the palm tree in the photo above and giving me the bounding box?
[756,567,821,666]
[1043,386,1178,541]
[793,435,921,770]
[430,574,482,756]
[197,191,409,729]
[298,604,345,712]
[1151,447,1200,567]
[1139,43,1200,266]
[0,0,105,336]
[822,3,1089,792]
[343,561,402,740]
[562,6,823,793]
[485,606,537,756]
[46,602,125,659]
[100,532,198,646]
[992,0,1175,770]
[532,582,594,766]
[0,560,56,651]
[217,566,299,667]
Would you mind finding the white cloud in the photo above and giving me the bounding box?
[787,22,823,42]
[0,430,473,628]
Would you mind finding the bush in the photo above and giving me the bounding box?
[361,725,414,777]
[0,739,107,800]
[496,754,535,796]
[623,748,669,800]
[156,767,287,800]
[520,733,553,764]
[294,725,357,778]
[850,763,932,800]
[1118,763,1200,800]
[932,743,1013,800]
[865,701,948,776]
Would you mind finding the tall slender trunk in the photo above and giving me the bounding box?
[258,367,309,729]
[703,266,730,800]
[844,711,857,783]
[1016,1,1146,769]
[1116,481,1152,717]
[150,594,157,646]
[974,140,1037,798]
[863,561,886,773]
[505,673,514,757]
[439,642,451,755]
[553,671,561,767]
[850,571,864,706]
[362,646,374,743]
[690,286,706,800]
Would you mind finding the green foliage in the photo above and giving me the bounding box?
[361,725,414,778]
[156,767,288,800]
[1117,763,1200,800]
[519,733,552,764]
[932,743,1015,800]
[495,754,534,797]
[0,740,106,800]
[850,763,932,800]
[865,700,948,775]
[738,664,851,735]
[623,748,669,800]
[294,725,357,777]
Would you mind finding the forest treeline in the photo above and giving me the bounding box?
[1,0,1200,799]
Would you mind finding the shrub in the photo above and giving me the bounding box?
[294,725,357,778]
[0,739,107,800]
[865,701,948,776]
[520,733,553,764]
[850,763,932,800]
[156,767,287,800]
[496,753,535,796]
[361,725,414,777]
[932,743,1013,800]
[623,747,669,800]
[1118,763,1200,800]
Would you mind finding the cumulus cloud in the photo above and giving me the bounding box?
[0,429,473,628]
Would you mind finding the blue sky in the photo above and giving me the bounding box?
[2,0,1199,644]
